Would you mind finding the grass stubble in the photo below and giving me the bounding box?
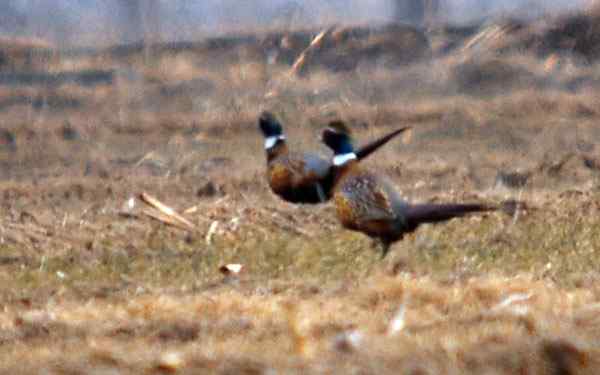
[1,19,600,374]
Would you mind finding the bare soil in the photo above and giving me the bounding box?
[1,12,600,373]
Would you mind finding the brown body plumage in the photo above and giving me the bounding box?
[266,143,330,203]
[322,122,495,256]
[259,111,410,204]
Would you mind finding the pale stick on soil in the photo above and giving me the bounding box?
[139,192,195,231]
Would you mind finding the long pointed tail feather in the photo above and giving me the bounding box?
[404,203,495,231]
[355,127,411,161]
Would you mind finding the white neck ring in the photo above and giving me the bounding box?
[333,153,357,166]
[264,135,285,149]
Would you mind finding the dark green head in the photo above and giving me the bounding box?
[259,111,286,150]
[322,121,356,165]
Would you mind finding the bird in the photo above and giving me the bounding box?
[321,120,495,257]
[259,111,411,204]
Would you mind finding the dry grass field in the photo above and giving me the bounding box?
[1,10,600,374]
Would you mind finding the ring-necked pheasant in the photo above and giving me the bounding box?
[321,120,495,256]
[259,111,410,204]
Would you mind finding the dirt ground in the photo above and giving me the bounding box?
[1,13,600,374]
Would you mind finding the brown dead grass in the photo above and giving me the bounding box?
[4,273,600,373]
[0,23,600,373]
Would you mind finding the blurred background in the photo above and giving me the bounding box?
[0,0,592,46]
[1,0,600,193]
[3,4,600,375]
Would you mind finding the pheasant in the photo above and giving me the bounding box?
[321,120,495,256]
[259,111,410,204]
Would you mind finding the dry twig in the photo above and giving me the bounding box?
[139,192,195,231]
[290,26,336,76]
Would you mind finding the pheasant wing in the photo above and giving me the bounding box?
[338,173,397,222]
